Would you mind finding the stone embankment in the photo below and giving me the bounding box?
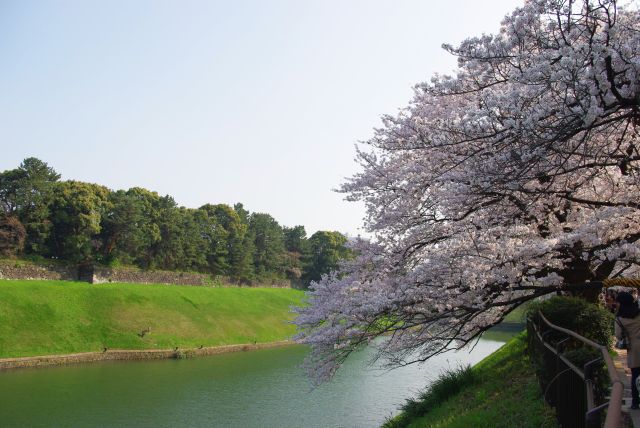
[92,266,218,286]
[0,260,75,281]
[0,341,293,370]
[0,260,291,288]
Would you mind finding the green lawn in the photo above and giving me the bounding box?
[0,279,305,358]
[385,333,558,428]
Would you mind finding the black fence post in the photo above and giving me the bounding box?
[527,314,610,428]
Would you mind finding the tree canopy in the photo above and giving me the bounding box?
[0,158,60,253]
[0,159,351,287]
[294,0,640,383]
[303,231,353,285]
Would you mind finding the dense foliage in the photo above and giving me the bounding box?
[528,296,614,347]
[295,0,640,383]
[0,158,352,286]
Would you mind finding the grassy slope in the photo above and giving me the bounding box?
[0,279,304,358]
[391,333,558,428]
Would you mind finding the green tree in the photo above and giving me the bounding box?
[231,203,255,283]
[47,181,111,263]
[0,158,60,253]
[200,203,256,277]
[284,225,308,254]
[196,205,229,274]
[235,228,255,283]
[146,195,185,270]
[178,207,209,271]
[233,203,250,224]
[303,231,351,286]
[100,188,163,265]
[249,212,285,280]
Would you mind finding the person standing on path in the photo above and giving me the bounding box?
[615,291,640,409]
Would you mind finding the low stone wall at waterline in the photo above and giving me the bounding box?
[0,341,293,370]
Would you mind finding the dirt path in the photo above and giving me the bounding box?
[613,348,640,427]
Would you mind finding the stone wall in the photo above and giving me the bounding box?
[0,260,292,288]
[93,267,292,287]
[0,260,76,281]
[92,266,215,286]
[0,341,293,370]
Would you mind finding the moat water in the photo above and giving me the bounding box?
[0,339,506,427]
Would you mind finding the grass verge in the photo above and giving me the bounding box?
[0,279,304,358]
[383,332,558,428]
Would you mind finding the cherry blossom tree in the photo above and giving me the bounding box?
[294,0,640,383]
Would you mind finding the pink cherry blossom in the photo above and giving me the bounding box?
[295,0,640,384]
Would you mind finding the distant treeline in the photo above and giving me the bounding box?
[0,158,353,287]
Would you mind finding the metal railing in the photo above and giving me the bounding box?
[528,311,624,428]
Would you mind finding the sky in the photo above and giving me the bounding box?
[0,0,524,236]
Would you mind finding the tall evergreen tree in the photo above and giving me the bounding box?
[195,205,231,274]
[0,158,60,253]
[249,213,286,279]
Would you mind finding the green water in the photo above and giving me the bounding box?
[0,339,505,427]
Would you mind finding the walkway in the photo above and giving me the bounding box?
[613,348,640,427]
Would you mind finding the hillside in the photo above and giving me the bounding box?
[383,333,557,428]
[0,280,304,358]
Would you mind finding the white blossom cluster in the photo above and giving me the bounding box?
[294,0,640,384]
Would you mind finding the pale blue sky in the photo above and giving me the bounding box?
[0,0,523,235]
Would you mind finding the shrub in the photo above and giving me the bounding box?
[21,254,52,264]
[526,296,613,348]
